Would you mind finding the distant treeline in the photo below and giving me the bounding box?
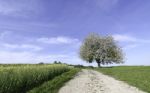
[0,61,95,68]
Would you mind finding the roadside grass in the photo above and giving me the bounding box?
[96,66,150,93]
[27,68,80,93]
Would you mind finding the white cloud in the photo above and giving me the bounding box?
[113,34,150,50]
[37,36,80,44]
[1,43,42,51]
[113,34,137,42]
[113,34,150,43]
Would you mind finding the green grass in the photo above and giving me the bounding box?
[96,66,150,93]
[0,64,70,93]
[27,68,80,93]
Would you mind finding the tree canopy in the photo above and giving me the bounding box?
[80,33,124,67]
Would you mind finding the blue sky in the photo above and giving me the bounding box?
[0,0,150,66]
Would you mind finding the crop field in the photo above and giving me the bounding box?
[0,64,79,93]
[96,66,150,93]
[28,68,80,93]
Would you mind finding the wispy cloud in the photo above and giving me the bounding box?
[0,31,81,50]
[0,31,11,39]
[123,44,138,50]
[0,2,17,15]
[0,51,82,64]
[37,36,80,44]
[0,31,81,64]
[96,0,119,11]
[0,51,35,63]
[113,34,150,50]
[1,43,42,51]
[0,0,41,17]
[113,34,150,43]
[113,34,137,42]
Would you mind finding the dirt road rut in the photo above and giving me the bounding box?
[59,69,146,93]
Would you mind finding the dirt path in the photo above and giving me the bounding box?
[59,69,146,93]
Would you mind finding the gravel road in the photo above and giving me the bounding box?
[59,69,146,93]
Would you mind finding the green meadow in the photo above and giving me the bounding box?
[96,66,150,93]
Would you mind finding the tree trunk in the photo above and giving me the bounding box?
[96,59,101,68]
[97,62,101,67]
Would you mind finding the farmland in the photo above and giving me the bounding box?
[28,68,80,93]
[1,64,150,93]
[0,64,80,93]
[96,66,150,93]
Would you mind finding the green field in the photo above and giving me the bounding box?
[0,64,80,93]
[1,64,150,93]
[96,66,150,93]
